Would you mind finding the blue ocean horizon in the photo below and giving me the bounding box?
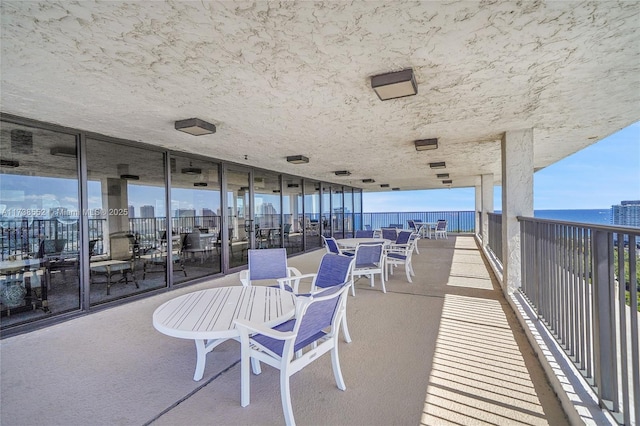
[533,209,611,225]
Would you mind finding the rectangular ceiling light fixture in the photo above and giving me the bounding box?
[362,178,375,183]
[50,147,77,158]
[1,159,19,168]
[436,173,449,179]
[442,180,453,184]
[286,155,309,164]
[287,183,300,188]
[392,187,400,191]
[380,184,390,188]
[429,162,446,169]
[334,170,351,176]
[371,68,417,101]
[175,118,216,136]
[194,182,208,187]
[120,174,140,180]
[414,138,438,151]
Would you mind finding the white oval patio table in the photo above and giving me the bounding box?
[153,285,296,381]
[335,237,393,249]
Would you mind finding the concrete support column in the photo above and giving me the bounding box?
[474,183,481,237]
[481,174,494,247]
[501,129,534,294]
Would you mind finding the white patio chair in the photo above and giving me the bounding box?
[351,242,386,294]
[277,253,355,342]
[434,220,448,239]
[384,230,416,283]
[322,235,354,256]
[239,248,302,291]
[234,283,351,426]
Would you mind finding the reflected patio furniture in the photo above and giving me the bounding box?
[183,231,210,263]
[0,259,49,315]
[141,247,187,279]
[90,260,138,295]
[234,283,351,426]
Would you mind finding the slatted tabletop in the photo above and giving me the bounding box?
[153,286,297,341]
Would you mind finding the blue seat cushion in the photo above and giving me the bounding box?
[387,253,406,260]
[252,319,327,356]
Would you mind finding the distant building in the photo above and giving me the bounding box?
[612,200,640,228]
[140,205,155,218]
[128,205,135,218]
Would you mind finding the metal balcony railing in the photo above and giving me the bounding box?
[487,212,503,264]
[362,211,475,233]
[519,217,639,425]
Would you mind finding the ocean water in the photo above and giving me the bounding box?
[533,209,611,225]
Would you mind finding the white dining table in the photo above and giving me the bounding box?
[415,222,438,238]
[153,285,297,381]
[335,237,393,249]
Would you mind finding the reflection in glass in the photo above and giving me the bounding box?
[332,185,345,239]
[0,123,80,329]
[304,180,322,250]
[226,168,250,268]
[253,171,281,250]
[282,176,303,255]
[170,156,221,282]
[86,139,166,305]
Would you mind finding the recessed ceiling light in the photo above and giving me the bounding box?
[371,68,417,101]
[334,170,351,176]
[362,179,375,183]
[442,180,452,184]
[286,155,309,164]
[392,187,400,191]
[380,184,390,188]
[120,174,140,180]
[194,182,208,187]
[50,147,77,158]
[287,183,300,188]
[436,173,449,179]
[429,162,446,169]
[414,138,438,151]
[0,159,19,168]
[174,118,216,136]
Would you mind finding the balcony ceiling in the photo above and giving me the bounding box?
[1,1,638,191]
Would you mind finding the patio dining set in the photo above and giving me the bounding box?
[152,221,446,426]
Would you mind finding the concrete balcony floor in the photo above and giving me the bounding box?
[1,236,569,425]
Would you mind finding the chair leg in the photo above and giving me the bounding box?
[280,369,295,426]
[405,263,413,283]
[341,316,352,343]
[331,343,347,391]
[380,271,386,294]
[240,344,251,407]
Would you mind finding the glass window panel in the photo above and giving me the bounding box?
[303,180,321,250]
[226,167,250,268]
[282,176,302,255]
[86,138,166,305]
[253,171,280,250]
[170,156,221,282]
[332,185,345,239]
[1,123,80,329]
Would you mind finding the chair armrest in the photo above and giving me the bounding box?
[239,270,249,287]
[234,319,296,341]
[277,272,317,293]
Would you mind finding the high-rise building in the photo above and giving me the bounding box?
[128,205,135,218]
[612,200,640,228]
[140,205,155,218]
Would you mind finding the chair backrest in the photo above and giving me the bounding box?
[283,223,291,235]
[395,231,413,245]
[388,223,403,229]
[364,224,372,230]
[355,229,374,238]
[314,253,354,289]
[407,220,416,230]
[381,228,397,241]
[294,284,348,348]
[184,231,202,250]
[247,248,289,281]
[354,242,384,268]
[436,220,447,230]
[322,236,341,254]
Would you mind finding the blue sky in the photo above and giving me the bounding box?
[363,121,640,212]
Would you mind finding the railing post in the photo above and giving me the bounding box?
[591,229,616,409]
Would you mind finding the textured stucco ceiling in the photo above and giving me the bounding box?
[1,1,639,191]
